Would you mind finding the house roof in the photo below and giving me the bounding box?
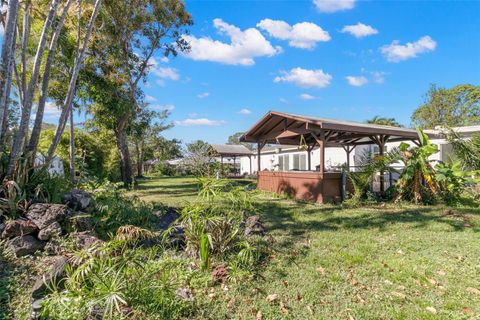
[210,144,254,157]
[240,111,434,147]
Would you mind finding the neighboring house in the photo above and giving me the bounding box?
[239,125,480,175]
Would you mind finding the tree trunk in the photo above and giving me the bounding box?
[69,108,75,182]
[135,140,142,177]
[0,0,19,144]
[27,0,73,158]
[7,0,60,177]
[115,121,133,187]
[46,0,101,164]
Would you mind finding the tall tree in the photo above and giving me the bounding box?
[411,84,480,129]
[46,0,102,165]
[84,0,191,186]
[7,0,62,176]
[227,131,255,150]
[366,116,402,127]
[130,107,172,177]
[0,0,19,147]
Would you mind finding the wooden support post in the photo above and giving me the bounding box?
[257,141,265,175]
[319,131,325,175]
[342,145,356,171]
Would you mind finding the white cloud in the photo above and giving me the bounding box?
[346,75,368,86]
[153,67,179,81]
[145,95,157,102]
[279,98,288,104]
[381,36,436,62]
[341,23,378,38]
[44,101,62,117]
[197,92,210,99]
[313,0,356,13]
[274,67,332,88]
[299,93,316,100]
[238,108,252,115]
[257,19,330,49]
[371,71,386,84]
[150,104,175,111]
[175,118,225,126]
[182,18,282,66]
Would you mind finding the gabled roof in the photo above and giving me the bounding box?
[240,111,431,147]
[210,144,254,157]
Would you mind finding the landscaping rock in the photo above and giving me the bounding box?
[38,222,62,241]
[7,235,45,257]
[167,225,185,247]
[26,203,71,229]
[244,215,265,236]
[1,219,38,239]
[62,189,93,211]
[153,208,180,230]
[72,231,102,249]
[31,256,69,299]
[176,287,194,301]
[69,213,95,232]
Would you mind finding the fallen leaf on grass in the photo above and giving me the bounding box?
[256,310,263,320]
[280,301,288,315]
[463,307,473,314]
[397,249,405,255]
[306,305,314,314]
[296,293,303,302]
[266,294,279,303]
[316,266,326,274]
[353,294,365,304]
[428,278,438,286]
[384,280,393,285]
[282,280,289,287]
[426,307,437,314]
[391,291,406,299]
[437,270,446,276]
[466,287,480,295]
[227,298,236,309]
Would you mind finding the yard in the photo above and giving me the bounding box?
[134,176,480,319]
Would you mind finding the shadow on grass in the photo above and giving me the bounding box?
[257,198,479,240]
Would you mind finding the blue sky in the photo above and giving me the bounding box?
[3,0,480,144]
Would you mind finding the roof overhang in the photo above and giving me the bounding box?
[240,111,437,147]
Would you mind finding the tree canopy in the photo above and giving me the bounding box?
[366,116,402,127]
[411,84,480,129]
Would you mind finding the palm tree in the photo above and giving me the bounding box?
[366,116,403,127]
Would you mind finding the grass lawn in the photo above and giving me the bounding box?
[135,175,480,320]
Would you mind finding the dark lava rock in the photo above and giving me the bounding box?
[71,231,102,249]
[1,219,38,239]
[168,225,185,247]
[7,235,45,257]
[26,203,71,229]
[38,222,62,241]
[68,213,95,232]
[153,208,180,230]
[31,256,69,299]
[62,189,93,211]
[244,215,265,236]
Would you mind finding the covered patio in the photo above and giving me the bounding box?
[210,144,254,176]
[240,111,425,203]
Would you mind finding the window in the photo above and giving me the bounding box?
[278,155,289,171]
[293,153,307,170]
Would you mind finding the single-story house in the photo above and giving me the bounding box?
[238,111,477,203]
